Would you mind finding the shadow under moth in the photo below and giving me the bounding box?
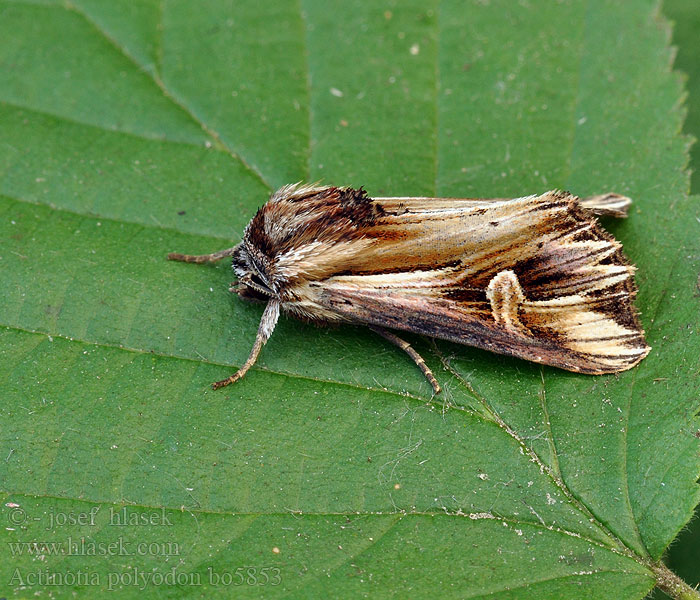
[168,184,649,393]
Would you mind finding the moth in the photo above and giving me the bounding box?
[168,184,649,392]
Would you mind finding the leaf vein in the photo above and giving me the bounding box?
[62,0,273,191]
[0,99,212,150]
[0,490,627,551]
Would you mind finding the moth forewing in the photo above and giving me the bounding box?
[167,184,649,391]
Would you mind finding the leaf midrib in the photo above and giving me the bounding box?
[460,570,653,600]
[0,490,633,554]
[3,489,653,596]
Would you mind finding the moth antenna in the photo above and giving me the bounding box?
[212,301,280,390]
[579,193,632,218]
[167,247,238,264]
[369,325,441,394]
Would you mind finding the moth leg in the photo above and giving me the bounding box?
[212,301,280,390]
[369,325,441,394]
[167,247,237,264]
[579,193,631,218]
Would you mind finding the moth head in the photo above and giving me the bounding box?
[231,183,382,303]
[231,243,276,301]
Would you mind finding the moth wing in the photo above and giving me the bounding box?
[315,191,649,374]
[375,191,632,217]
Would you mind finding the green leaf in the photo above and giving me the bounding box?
[650,0,700,594]
[664,0,700,194]
[1,1,698,598]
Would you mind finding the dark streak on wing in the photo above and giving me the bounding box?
[322,288,630,374]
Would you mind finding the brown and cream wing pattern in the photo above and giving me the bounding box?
[316,191,649,374]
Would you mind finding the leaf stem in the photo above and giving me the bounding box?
[652,563,700,600]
